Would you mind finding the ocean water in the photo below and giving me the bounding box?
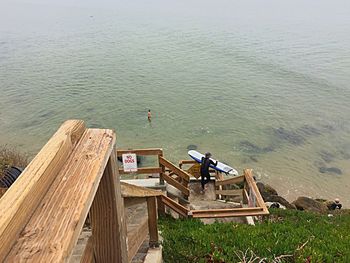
[1,0,350,206]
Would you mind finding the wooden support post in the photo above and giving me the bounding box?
[156,196,166,216]
[158,152,165,185]
[90,150,128,263]
[81,236,95,263]
[147,196,159,247]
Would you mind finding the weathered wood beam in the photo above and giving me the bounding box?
[80,236,95,263]
[121,182,163,198]
[118,167,162,175]
[127,219,148,262]
[215,189,243,196]
[243,189,249,205]
[159,156,190,182]
[162,174,190,196]
[160,195,189,217]
[0,120,86,262]
[147,197,159,247]
[156,196,166,216]
[190,207,264,218]
[215,175,245,186]
[90,150,128,263]
[5,129,116,262]
[116,148,163,156]
[243,169,269,214]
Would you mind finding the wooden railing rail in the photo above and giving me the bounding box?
[0,120,129,263]
[159,156,190,197]
[215,175,245,186]
[159,195,190,218]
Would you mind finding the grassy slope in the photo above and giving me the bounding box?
[159,209,350,262]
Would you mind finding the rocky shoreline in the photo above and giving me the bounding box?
[257,182,343,213]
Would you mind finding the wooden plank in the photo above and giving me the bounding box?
[124,197,146,208]
[119,167,162,175]
[243,189,249,205]
[160,195,189,217]
[117,148,163,156]
[162,174,190,196]
[159,156,190,182]
[80,236,95,263]
[121,182,163,198]
[158,152,165,185]
[215,175,245,186]
[90,150,128,263]
[191,207,264,218]
[215,189,243,196]
[0,120,86,262]
[178,160,197,168]
[147,197,159,247]
[5,129,116,262]
[127,218,148,262]
[244,169,269,214]
[191,210,267,218]
[156,196,165,216]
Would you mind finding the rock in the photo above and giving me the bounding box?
[319,167,342,175]
[266,195,296,210]
[292,197,328,213]
[273,127,305,145]
[256,182,278,199]
[266,202,286,209]
[257,182,295,209]
[186,144,198,150]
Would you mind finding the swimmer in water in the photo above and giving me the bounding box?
[148,109,151,121]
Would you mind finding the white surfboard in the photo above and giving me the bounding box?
[188,150,238,175]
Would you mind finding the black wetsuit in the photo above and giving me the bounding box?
[200,157,218,189]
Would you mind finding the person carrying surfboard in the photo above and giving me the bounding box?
[200,152,218,193]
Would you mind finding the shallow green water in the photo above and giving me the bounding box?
[1,0,350,205]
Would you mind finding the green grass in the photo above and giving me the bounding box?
[159,209,350,262]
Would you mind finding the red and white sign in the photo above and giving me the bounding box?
[122,153,138,172]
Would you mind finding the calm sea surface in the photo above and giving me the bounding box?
[1,0,350,205]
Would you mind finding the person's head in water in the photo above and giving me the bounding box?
[148,109,151,113]
[205,152,211,158]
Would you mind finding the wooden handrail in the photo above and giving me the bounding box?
[162,174,190,196]
[243,169,269,213]
[159,156,190,182]
[190,207,266,218]
[116,148,163,156]
[215,175,245,186]
[0,120,86,262]
[215,189,243,196]
[118,167,162,175]
[160,195,189,218]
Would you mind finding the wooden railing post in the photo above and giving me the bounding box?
[158,151,165,185]
[90,150,128,263]
[156,196,166,216]
[243,178,249,205]
[146,196,159,247]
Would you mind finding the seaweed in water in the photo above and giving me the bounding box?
[319,167,342,175]
[186,144,198,150]
[319,151,335,163]
[238,140,274,154]
[298,125,322,136]
[273,127,305,146]
[249,156,259,162]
